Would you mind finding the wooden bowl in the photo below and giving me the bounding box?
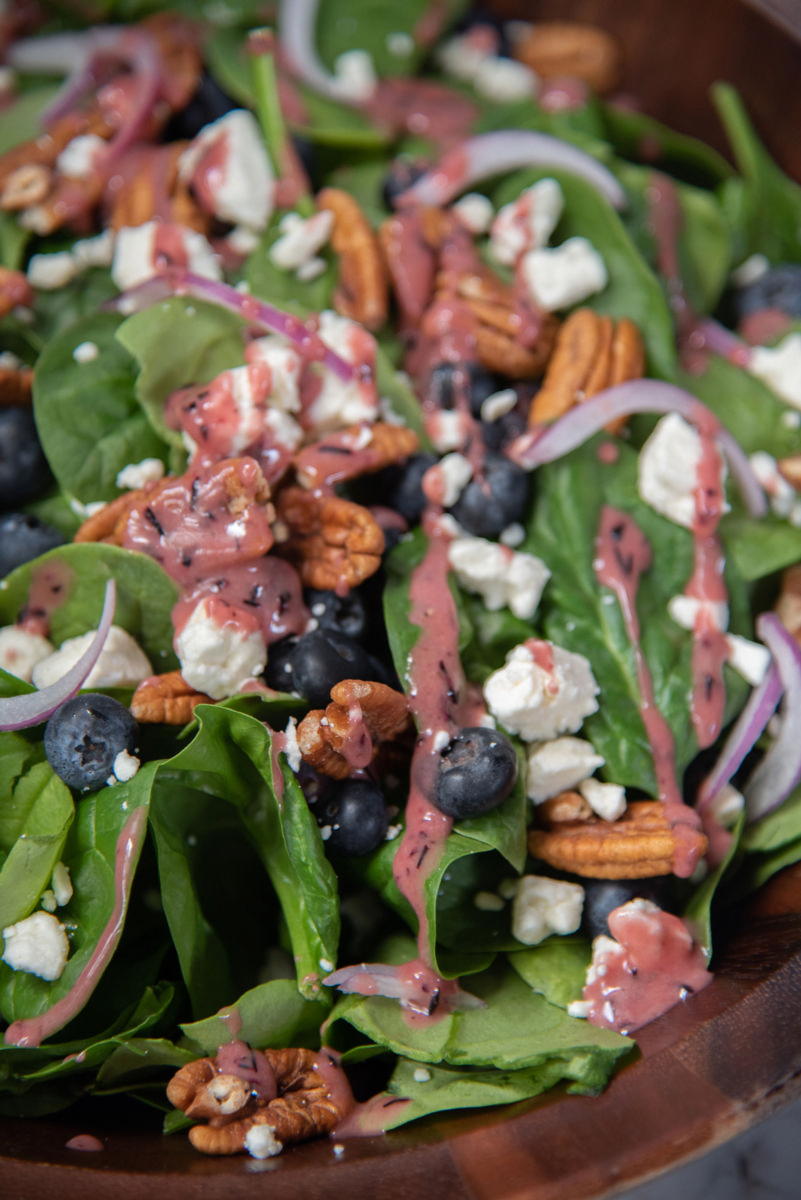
[4,2,801,1196]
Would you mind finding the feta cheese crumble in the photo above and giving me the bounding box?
[116,458,166,490]
[112,222,221,291]
[638,412,729,529]
[2,911,70,981]
[490,179,564,267]
[32,625,153,690]
[452,192,495,235]
[525,737,605,803]
[0,626,54,683]
[748,333,801,410]
[484,640,600,741]
[178,109,275,231]
[72,340,99,364]
[521,237,608,311]
[512,875,585,945]
[579,777,626,821]
[244,1124,283,1159]
[447,536,551,620]
[176,599,267,700]
[269,210,334,272]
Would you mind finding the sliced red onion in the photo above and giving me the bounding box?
[399,130,626,210]
[744,612,801,821]
[507,379,768,518]
[697,658,782,813]
[108,268,355,383]
[695,318,753,369]
[278,0,369,104]
[0,580,116,731]
[324,962,485,1013]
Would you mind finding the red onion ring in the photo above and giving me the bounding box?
[697,658,782,813]
[744,612,801,821]
[108,269,356,383]
[399,130,626,210]
[0,580,116,731]
[507,379,768,518]
[278,0,370,104]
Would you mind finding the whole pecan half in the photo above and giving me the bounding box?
[512,21,621,95]
[317,186,388,331]
[274,487,385,591]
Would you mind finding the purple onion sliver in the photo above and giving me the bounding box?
[507,379,768,518]
[0,579,116,731]
[278,0,366,104]
[697,659,782,813]
[401,130,627,210]
[744,612,801,821]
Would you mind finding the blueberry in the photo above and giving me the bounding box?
[163,72,239,141]
[734,263,801,320]
[580,877,679,941]
[429,361,500,418]
[0,513,63,576]
[318,778,389,856]
[0,407,53,509]
[264,629,383,707]
[449,452,530,537]
[382,157,428,210]
[44,694,139,792]
[434,726,518,819]
[305,587,368,642]
[373,452,439,527]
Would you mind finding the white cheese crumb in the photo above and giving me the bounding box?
[331,49,377,102]
[667,594,729,634]
[40,890,57,913]
[749,450,800,520]
[521,237,608,311]
[490,179,564,267]
[474,56,538,103]
[179,109,275,231]
[638,412,729,529]
[175,599,267,700]
[283,716,301,772]
[413,1067,432,1083]
[436,32,493,82]
[245,336,303,414]
[319,958,334,972]
[385,824,402,841]
[72,340,99,364]
[116,458,165,490]
[386,31,414,56]
[2,911,69,981]
[27,251,78,290]
[428,408,468,453]
[295,255,328,282]
[32,625,153,690]
[474,891,506,912]
[452,192,495,235]
[0,626,54,683]
[111,748,140,784]
[426,452,473,508]
[481,388,517,423]
[55,133,105,179]
[579,777,626,821]
[71,229,115,269]
[448,535,551,620]
[748,333,801,410]
[731,253,769,288]
[306,311,378,432]
[500,523,526,547]
[432,729,450,752]
[512,875,584,945]
[567,999,592,1019]
[112,222,221,291]
[707,782,744,828]
[484,640,600,741]
[244,1124,283,1159]
[51,862,73,908]
[525,737,605,803]
[725,633,772,687]
[269,210,334,271]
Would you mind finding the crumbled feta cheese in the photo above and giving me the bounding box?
[111,748,140,784]
[749,450,800,519]
[32,625,153,690]
[512,875,584,945]
[521,237,608,311]
[452,192,495,235]
[748,334,801,410]
[500,523,525,547]
[385,823,402,841]
[525,737,605,803]
[283,716,301,772]
[386,31,414,57]
[306,311,379,432]
[474,891,506,912]
[176,599,267,700]
[667,594,729,633]
[27,251,78,290]
[112,222,221,291]
[436,32,494,81]
[55,133,105,179]
[490,179,564,267]
[244,1124,283,1159]
[2,911,69,981]
[707,782,744,828]
[428,408,469,453]
[71,229,115,269]
[424,453,473,508]
[448,536,551,620]
[51,862,73,908]
[295,255,328,283]
[269,210,334,271]
[638,412,729,529]
[0,626,54,683]
[725,633,772,686]
[413,1067,432,1083]
[481,388,517,423]
[116,457,166,490]
[179,109,275,231]
[579,777,626,821]
[264,406,304,452]
[567,999,593,1019]
[72,340,99,364]
[245,336,303,414]
[226,225,261,257]
[731,253,769,288]
[40,891,57,913]
[484,640,600,741]
[474,56,538,103]
[331,49,377,102]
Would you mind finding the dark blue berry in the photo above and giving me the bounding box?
[380,452,439,526]
[429,361,500,418]
[305,587,368,642]
[449,452,530,537]
[0,513,63,577]
[580,877,678,941]
[0,407,52,509]
[264,629,384,708]
[163,73,239,141]
[734,263,801,320]
[318,778,389,856]
[434,726,518,818]
[382,158,428,210]
[44,694,139,792]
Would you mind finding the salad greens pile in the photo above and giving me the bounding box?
[2,0,801,1147]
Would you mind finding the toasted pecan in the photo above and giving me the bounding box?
[274,487,384,591]
[298,679,412,778]
[0,365,33,407]
[293,422,419,490]
[512,21,621,95]
[131,671,214,724]
[73,491,146,545]
[317,186,388,331]
[539,790,593,824]
[529,799,707,879]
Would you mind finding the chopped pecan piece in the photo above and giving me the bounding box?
[529,799,707,879]
[130,671,214,724]
[293,421,419,490]
[0,365,33,407]
[0,163,52,212]
[317,186,388,331]
[528,308,645,428]
[539,790,593,824]
[167,1045,352,1157]
[73,490,148,546]
[777,454,801,491]
[274,487,384,591]
[298,679,412,779]
[512,22,621,95]
[108,142,209,235]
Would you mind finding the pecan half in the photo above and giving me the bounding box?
[439,269,559,379]
[528,308,644,427]
[298,679,412,779]
[130,671,214,724]
[167,1046,351,1157]
[529,800,707,879]
[512,22,621,95]
[73,490,148,546]
[293,421,419,490]
[317,186,388,331]
[274,487,384,591]
[0,164,52,212]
